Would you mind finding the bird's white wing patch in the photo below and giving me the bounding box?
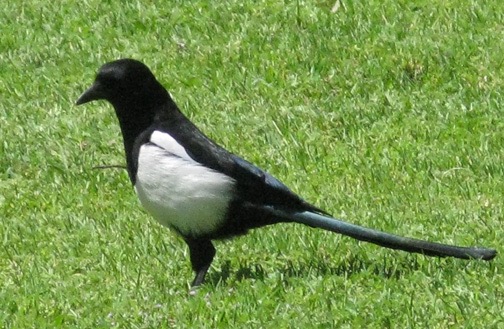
[150,130,196,163]
[134,144,235,237]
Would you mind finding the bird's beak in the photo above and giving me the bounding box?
[76,82,103,105]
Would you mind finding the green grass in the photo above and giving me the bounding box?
[1,0,503,327]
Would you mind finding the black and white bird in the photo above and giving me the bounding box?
[76,59,496,289]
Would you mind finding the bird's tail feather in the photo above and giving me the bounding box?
[264,207,496,261]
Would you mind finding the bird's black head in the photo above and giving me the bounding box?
[76,59,169,110]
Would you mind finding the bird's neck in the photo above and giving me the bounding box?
[115,105,153,153]
[114,99,184,183]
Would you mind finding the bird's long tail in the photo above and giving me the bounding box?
[264,207,496,260]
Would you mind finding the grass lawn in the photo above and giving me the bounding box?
[1,0,503,327]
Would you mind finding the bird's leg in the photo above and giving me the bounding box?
[185,238,216,290]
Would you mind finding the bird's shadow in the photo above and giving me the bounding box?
[206,254,423,287]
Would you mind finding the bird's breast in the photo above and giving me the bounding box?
[134,143,236,237]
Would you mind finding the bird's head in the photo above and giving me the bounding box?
[76,59,168,110]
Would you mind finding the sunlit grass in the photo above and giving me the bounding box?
[1,0,503,327]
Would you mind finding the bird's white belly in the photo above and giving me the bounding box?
[134,144,236,237]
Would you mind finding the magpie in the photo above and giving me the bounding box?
[76,59,496,289]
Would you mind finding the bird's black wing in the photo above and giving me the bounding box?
[159,119,326,214]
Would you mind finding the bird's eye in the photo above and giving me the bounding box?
[102,77,115,87]
[98,74,119,89]
[97,68,123,88]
